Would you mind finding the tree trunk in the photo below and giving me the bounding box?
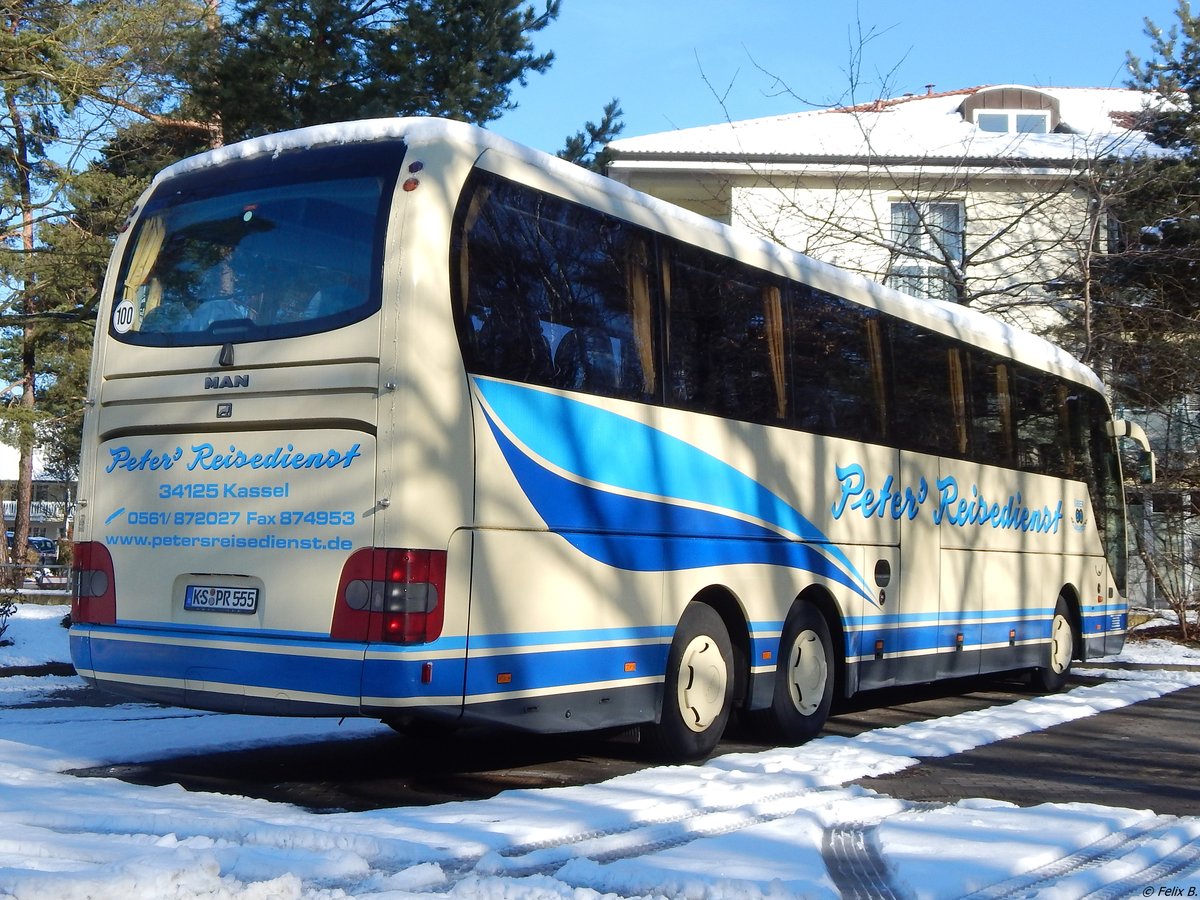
[5,82,36,581]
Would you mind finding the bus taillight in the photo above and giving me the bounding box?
[334,548,447,644]
[71,542,116,625]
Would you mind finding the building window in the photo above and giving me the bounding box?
[975,111,1050,134]
[887,201,963,302]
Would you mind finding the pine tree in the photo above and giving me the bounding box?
[0,0,202,566]
[558,99,624,172]
[193,0,562,143]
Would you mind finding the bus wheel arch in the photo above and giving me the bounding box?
[646,592,743,761]
[1059,585,1084,654]
[748,586,841,745]
[1031,588,1080,693]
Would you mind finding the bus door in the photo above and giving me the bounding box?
[856,544,904,690]
[894,452,945,684]
[934,460,986,681]
[848,453,933,691]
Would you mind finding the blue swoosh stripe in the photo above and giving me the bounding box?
[477,379,825,539]
[481,402,874,602]
[474,378,873,600]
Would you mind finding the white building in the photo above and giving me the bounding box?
[0,444,74,542]
[607,85,1160,334]
[608,85,1177,608]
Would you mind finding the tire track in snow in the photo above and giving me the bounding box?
[960,816,1176,899]
[464,678,1200,895]
[824,823,908,900]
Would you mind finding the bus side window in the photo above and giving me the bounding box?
[475,303,554,384]
[1013,367,1065,475]
[789,287,886,443]
[453,171,658,404]
[889,323,960,456]
[665,242,784,424]
[553,327,618,392]
[967,353,1016,468]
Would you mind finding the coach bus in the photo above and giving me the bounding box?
[68,118,1153,760]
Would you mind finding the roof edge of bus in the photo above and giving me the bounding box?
[152,117,483,184]
[151,116,1105,398]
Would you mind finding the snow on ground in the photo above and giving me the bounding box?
[0,603,70,669]
[2,604,1200,899]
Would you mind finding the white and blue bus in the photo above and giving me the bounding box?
[69,118,1152,760]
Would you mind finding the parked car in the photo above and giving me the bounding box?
[5,532,58,565]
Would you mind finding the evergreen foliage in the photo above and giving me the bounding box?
[0,0,615,541]
[558,98,624,172]
[0,0,203,556]
[191,0,562,142]
[1084,0,1200,634]
[1095,1,1200,411]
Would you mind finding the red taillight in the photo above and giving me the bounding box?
[71,541,116,625]
[331,548,447,644]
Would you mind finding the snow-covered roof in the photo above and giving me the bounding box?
[155,118,515,184]
[608,86,1165,164]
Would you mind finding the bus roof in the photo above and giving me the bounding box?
[155,117,1105,396]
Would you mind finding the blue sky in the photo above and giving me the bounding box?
[491,0,1184,153]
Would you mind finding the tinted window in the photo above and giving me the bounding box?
[1013,369,1066,475]
[665,242,785,423]
[789,287,887,443]
[455,173,658,402]
[889,323,964,456]
[112,143,399,346]
[451,170,1112,499]
[967,352,1016,468]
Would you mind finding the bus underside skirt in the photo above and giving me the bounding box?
[453,682,661,734]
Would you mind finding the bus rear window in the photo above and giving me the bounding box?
[111,147,397,346]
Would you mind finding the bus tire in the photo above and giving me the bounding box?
[752,602,834,744]
[645,602,734,761]
[1031,597,1075,693]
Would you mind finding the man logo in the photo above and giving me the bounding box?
[205,374,249,390]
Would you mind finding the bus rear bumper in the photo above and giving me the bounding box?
[68,623,443,717]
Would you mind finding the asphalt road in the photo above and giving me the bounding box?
[64,669,1200,815]
[856,681,1200,817]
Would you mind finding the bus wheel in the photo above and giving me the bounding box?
[1031,598,1075,693]
[753,603,834,744]
[645,602,734,761]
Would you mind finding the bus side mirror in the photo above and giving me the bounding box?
[1108,419,1156,485]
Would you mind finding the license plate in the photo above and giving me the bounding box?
[184,584,258,614]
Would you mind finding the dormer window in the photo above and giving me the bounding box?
[960,87,1060,135]
[975,111,1050,134]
